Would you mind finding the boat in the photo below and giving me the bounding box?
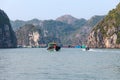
[85,47,90,51]
[47,42,61,51]
[75,45,81,48]
[81,44,90,51]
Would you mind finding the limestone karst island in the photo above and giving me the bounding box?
[1,3,120,48]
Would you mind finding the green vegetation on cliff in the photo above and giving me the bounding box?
[117,32,120,44]
[88,3,120,48]
[93,3,120,37]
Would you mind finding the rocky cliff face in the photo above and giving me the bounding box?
[16,24,40,47]
[87,3,120,48]
[0,9,17,48]
[12,15,104,46]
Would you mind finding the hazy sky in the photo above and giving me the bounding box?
[0,0,119,20]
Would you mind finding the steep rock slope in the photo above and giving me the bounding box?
[67,15,104,45]
[0,9,17,48]
[87,3,120,48]
[12,15,104,45]
[16,24,41,47]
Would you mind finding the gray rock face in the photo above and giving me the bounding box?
[87,28,118,48]
[16,24,40,47]
[0,9,17,48]
[87,30,105,48]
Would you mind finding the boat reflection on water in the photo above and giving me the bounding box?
[47,42,61,51]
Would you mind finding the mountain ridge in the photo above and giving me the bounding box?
[11,14,104,46]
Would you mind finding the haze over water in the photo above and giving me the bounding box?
[0,48,120,80]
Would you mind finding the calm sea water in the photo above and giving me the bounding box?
[0,48,120,80]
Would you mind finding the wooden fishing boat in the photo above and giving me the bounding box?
[47,42,61,51]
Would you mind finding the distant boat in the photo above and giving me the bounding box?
[81,44,86,48]
[85,47,90,51]
[81,45,90,51]
[47,42,61,51]
[75,45,81,48]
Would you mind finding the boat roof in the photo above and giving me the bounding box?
[48,42,57,45]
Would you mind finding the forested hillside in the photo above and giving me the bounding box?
[87,3,120,48]
[12,15,104,46]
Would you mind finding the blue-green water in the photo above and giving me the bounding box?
[0,48,120,80]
